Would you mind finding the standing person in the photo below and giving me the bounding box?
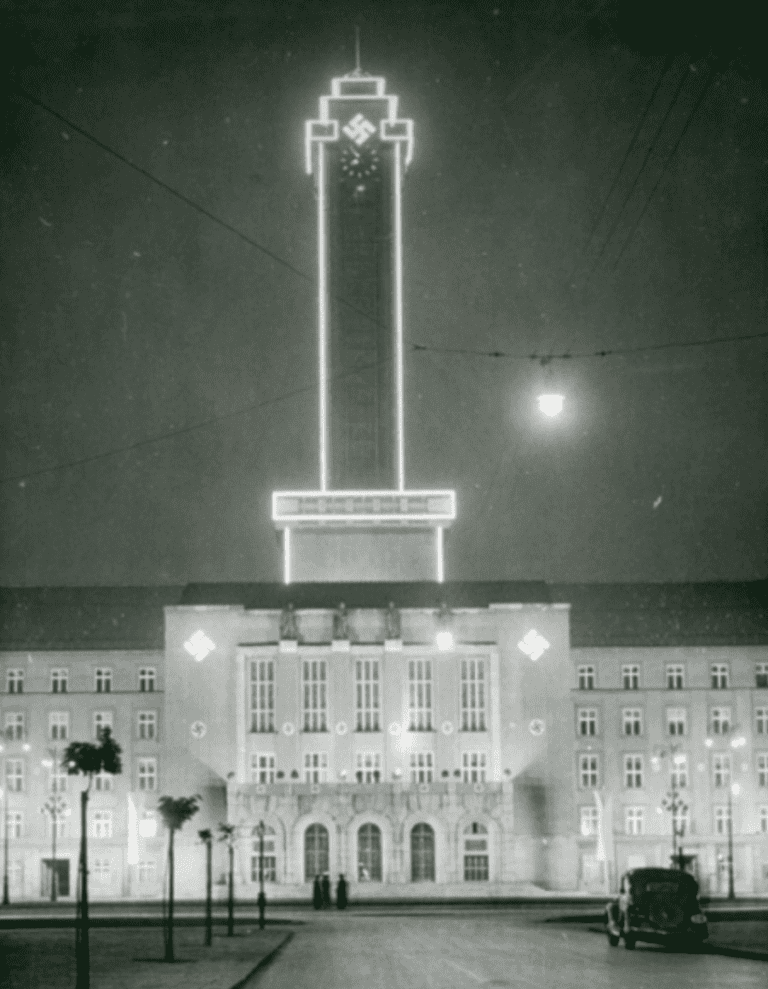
[313,874,323,910]
[321,872,332,909]
[336,874,348,910]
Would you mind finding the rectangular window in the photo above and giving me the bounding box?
[579,754,599,789]
[757,753,768,788]
[625,806,645,836]
[6,810,24,840]
[624,754,644,789]
[51,668,68,693]
[93,769,112,792]
[250,659,275,733]
[137,711,157,741]
[250,752,276,784]
[49,712,69,741]
[408,659,433,731]
[462,751,487,783]
[6,669,24,694]
[355,751,381,783]
[578,708,598,736]
[672,805,690,834]
[622,665,640,690]
[757,664,768,689]
[714,805,730,835]
[95,668,112,693]
[302,660,327,733]
[666,664,685,690]
[622,708,643,736]
[760,806,768,833]
[49,765,67,794]
[712,753,731,788]
[577,665,595,690]
[711,663,729,689]
[93,711,113,740]
[139,668,156,692]
[5,758,24,792]
[92,858,111,883]
[4,712,25,741]
[711,707,731,735]
[671,754,688,790]
[355,659,380,732]
[756,707,768,735]
[92,810,112,839]
[667,708,687,736]
[460,659,486,731]
[410,751,434,783]
[138,758,157,791]
[251,831,277,883]
[138,860,156,884]
[580,806,599,836]
[303,751,328,784]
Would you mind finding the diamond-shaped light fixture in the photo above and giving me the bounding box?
[184,630,216,662]
[518,629,550,662]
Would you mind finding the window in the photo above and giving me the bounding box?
[711,663,729,689]
[672,805,690,835]
[711,707,731,735]
[462,751,487,783]
[580,806,599,837]
[671,754,688,790]
[757,664,768,689]
[622,665,639,690]
[4,712,25,741]
[355,752,381,784]
[712,753,731,788]
[304,823,329,881]
[355,659,380,732]
[92,858,111,883]
[667,708,687,736]
[95,668,112,693]
[6,669,24,694]
[250,752,275,784]
[304,752,328,784]
[93,711,113,740]
[756,707,768,735]
[250,659,275,733]
[411,823,435,881]
[357,823,382,881]
[251,825,277,883]
[302,660,327,732]
[408,659,433,731]
[49,765,67,794]
[579,754,599,789]
[622,708,643,736]
[138,758,157,791]
[51,668,68,693]
[93,769,113,792]
[410,751,434,784]
[757,753,768,788]
[137,711,157,740]
[666,664,685,690]
[460,659,486,731]
[6,810,23,840]
[5,759,24,792]
[92,810,112,838]
[577,665,595,690]
[48,712,69,741]
[624,754,644,789]
[463,822,489,881]
[760,806,768,833]
[138,860,156,884]
[139,668,156,692]
[714,805,730,835]
[625,807,645,836]
[578,709,598,736]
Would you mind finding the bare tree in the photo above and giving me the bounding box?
[157,795,201,962]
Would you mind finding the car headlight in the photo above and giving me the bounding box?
[690,914,707,924]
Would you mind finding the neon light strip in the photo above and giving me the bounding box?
[436,526,444,583]
[273,488,457,502]
[284,527,291,584]
[304,121,313,175]
[394,141,405,491]
[276,512,455,523]
[317,143,328,490]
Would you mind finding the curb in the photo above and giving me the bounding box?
[229,931,295,989]
[586,925,768,962]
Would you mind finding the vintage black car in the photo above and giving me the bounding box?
[605,867,708,950]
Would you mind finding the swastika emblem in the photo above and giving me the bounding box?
[343,113,376,145]
[190,720,207,739]
[518,629,550,661]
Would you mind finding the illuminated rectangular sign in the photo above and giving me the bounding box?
[272,489,456,529]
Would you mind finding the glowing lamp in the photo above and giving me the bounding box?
[673,753,686,765]
[704,738,713,748]
[435,601,454,651]
[139,818,157,838]
[436,630,454,652]
[730,736,746,749]
[731,783,741,797]
[537,394,564,417]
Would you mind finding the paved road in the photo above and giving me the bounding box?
[248,912,767,989]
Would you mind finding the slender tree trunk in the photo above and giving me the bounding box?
[165,830,175,962]
[76,788,90,989]
[227,844,234,936]
[204,840,212,946]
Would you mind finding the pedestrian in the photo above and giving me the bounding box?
[321,872,332,909]
[336,873,348,910]
[313,874,323,910]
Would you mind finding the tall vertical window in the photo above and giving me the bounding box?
[622,665,640,690]
[250,752,276,784]
[625,807,645,836]
[711,663,729,689]
[410,823,435,882]
[577,708,598,736]
[714,806,730,835]
[357,823,382,881]
[302,660,327,732]
[137,711,156,740]
[51,669,68,693]
[577,665,595,690]
[6,669,23,694]
[355,659,380,732]
[757,753,768,788]
[667,708,687,736]
[138,758,157,791]
[410,751,433,783]
[756,708,768,735]
[580,806,599,836]
[671,754,688,790]
[48,712,69,741]
[304,752,328,783]
[756,664,768,689]
[579,754,599,788]
[304,823,329,881]
[251,825,277,882]
[759,806,768,833]
[93,711,113,739]
[93,770,112,792]
[622,709,643,736]
[49,765,67,793]
[4,713,25,741]
[95,668,112,693]
[712,753,731,788]
[139,668,156,692]
[711,707,731,734]
[92,859,111,883]
[250,659,275,733]
[461,751,487,783]
[463,823,489,881]
[7,810,24,839]
[460,659,486,731]
[92,811,112,838]
[672,805,690,834]
[624,754,644,789]
[355,752,381,783]
[666,664,685,689]
[408,659,433,731]
[138,860,156,884]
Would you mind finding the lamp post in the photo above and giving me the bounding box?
[727,734,746,900]
[1,786,9,906]
[41,794,70,902]
[256,819,266,930]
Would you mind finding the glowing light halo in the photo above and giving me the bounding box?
[283,527,292,585]
[272,489,456,526]
[537,393,564,417]
[436,526,444,583]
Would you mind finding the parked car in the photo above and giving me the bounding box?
[606,867,708,950]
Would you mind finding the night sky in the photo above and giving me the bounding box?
[1,0,766,587]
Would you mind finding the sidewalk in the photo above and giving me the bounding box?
[585,920,768,961]
[0,924,293,989]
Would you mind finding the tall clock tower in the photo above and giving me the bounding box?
[272,68,455,582]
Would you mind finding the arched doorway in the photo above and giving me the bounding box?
[463,822,489,881]
[304,823,329,882]
[357,823,382,881]
[411,823,435,881]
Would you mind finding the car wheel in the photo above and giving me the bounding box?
[607,932,620,947]
[624,934,636,950]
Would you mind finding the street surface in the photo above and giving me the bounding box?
[248,912,767,989]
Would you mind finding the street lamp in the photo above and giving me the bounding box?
[40,793,71,902]
[659,750,689,870]
[726,735,746,900]
[255,819,266,930]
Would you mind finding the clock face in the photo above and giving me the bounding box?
[339,144,380,183]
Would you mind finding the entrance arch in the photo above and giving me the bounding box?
[410,823,435,881]
[304,823,329,882]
